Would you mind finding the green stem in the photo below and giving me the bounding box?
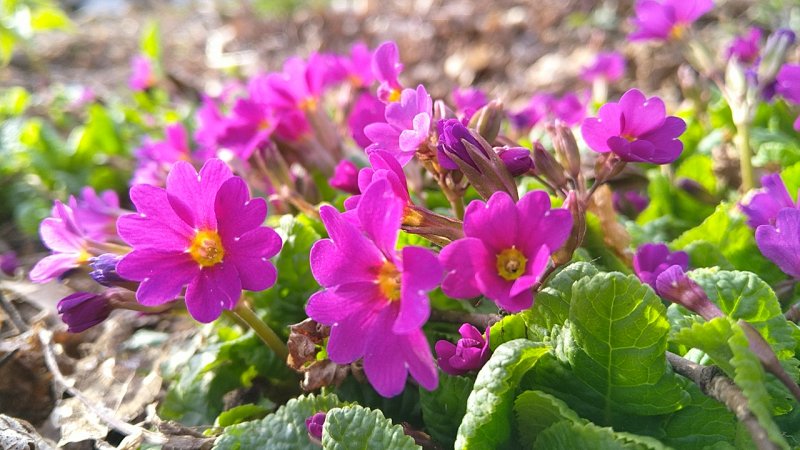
[735,119,754,192]
[232,302,289,361]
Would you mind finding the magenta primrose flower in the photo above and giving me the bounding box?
[581,52,626,83]
[116,159,282,323]
[440,190,572,312]
[756,208,800,279]
[364,85,433,166]
[581,88,686,164]
[306,178,441,397]
[339,42,375,88]
[372,41,404,103]
[510,92,586,129]
[776,64,800,130]
[133,123,193,186]
[329,160,360,195]
[632,243,689,290]
[348,92,385,149]
[726,27,762,65]
[435,324,490,376]
[740,173,797,229]
[71,187,120,240]
[129,55,156,91]
[343,150,411,220]
[629,0,714,42]
[30,201,92,283]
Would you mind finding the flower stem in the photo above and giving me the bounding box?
[232,302,288,361]
[735,119,754,192]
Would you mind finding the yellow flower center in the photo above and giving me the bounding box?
[496,247,528,281]
[188,229,225,267]
[377,260,401,301]
[388,88,402,103]
[621,134,636,142]
[669,24,685,40]
[258,119,271,131]
[300,97,317,111]
[77,249,91,264]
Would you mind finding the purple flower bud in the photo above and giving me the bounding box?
[759,29,796,87]
[436,119,487,171]
[633,243,689,290]
[468,100,503,144]
[495,147,533,177]
[435,324,490,376]
[328,160,361,195]
[0,251,18,276]
[655,265,722,320]
[57,292,113,333]
[88,254,125,287]
[726,27,762,65]
[532,142,568,188]
[305,412,327,441]
[612,190,649,217]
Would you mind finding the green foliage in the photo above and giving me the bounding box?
[660,383,738,449]
[322,405,418,450]
[214,404,271,427]
[532,421,665,450]
[419,372,473,447]
[514,390,583,447]
[455,339,550,449]
[525,262,599,339]
[214,393,344,450]
[568,273,689,418]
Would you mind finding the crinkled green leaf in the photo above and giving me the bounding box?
[569,273,689,417]
[455,339,550,449]
[671,203,783,285]
[332,376,421,427]
[419,372,473,448]
[214,394,344,450]
[682,240,734,270]
[660,382,737,449]
[321,405,418,450]
[514,390,583,447]
[489,313,529,351]
[673,318,789,449]
[532,420,665,450]
[524,262,598,339]
[214,404,270,427]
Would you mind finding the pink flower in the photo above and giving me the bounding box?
[133,123,193,186]
[726,28,762,65]
[580,88,686,164]
[339,42,375,88]
[129,55,156,91]
[740,173,797,229]
[777,64,800,131]
[195,95,229,157]
[510,92,586,129]
[306,178,441,397]
[30,201,92,283]
[756,208,800,279]
[364,85,433,166]
[435,324,490,375]
[628,0,714,42]
[440,191,572,312]
[343,151,411,215]
[116,159,282,323]
[329,160,360,195]
[580,52,626,83]
[372,41,404,103]
[632,243,689,290]
[348,92,385,149]
[70,187,120,241]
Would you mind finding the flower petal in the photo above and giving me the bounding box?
[463,192,518,252]
[440,238,488,299]
[117,249,199,306]
[357,178,403,259]
[216,177,268,243]
[184,262,242,322]
[29,253,80,283]
[395,246,440,334]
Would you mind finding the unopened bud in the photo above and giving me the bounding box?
[532,142,568,189]
[547,121,581,178]
[495,147,533,177]
[305,412,326,443]
[468,100,503,144]
[654,265,722,320]
[725,57,749,102]
[57,291,113,333]
[552,191,585,265]
[677,178,717,204]
[758,28,796,87]
[594,152,626,184]
[89,254,125,287]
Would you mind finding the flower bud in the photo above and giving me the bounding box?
[547,121,581,179]
[532,142,568,189]
[495,147,533,177]
[434,324,490,375]
[552,191,585,265]
[328,160,360,195]
[655,265,722,320]
[89,254,125,287]
[57,291,113,333]
[593,152,626,184]
[433,99,456,123]
[677,178,717,204]
[467,100,503,144]
[0,251,18,276]
[305,412,326,442]
[758,28,796,88]
[725,57,749,103]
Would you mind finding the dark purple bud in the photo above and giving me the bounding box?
[436,119,487,171]
[0,251,18,276]
[89,254,125,287]
[495,147,533,177]
[613,190,649,218]
[633,243,689,290]
[434,324,490,376]
[677,178,717,204]
[547,121,581,178]
[305,412,326,441]
[759,28,796,87]
[328,160,361,195]
[655,265,723,320]
[468,100,503,144]
[57,292,113,333]
[532,142,568,188]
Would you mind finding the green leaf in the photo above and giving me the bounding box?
[682,240,734,270]
[514,390,583,448]
[675,154,716,194]
[321,405,418,450]
[215,404,270,427]
[524,262,599,339]
[568,273,689,418]
[660,382,737,449]
[671,204,784,285]
[455,339,550,449]
[29,6,70,31]
[419,372,473,448]
[532,421,666,450]
[583,213,631,273]
[140,20,161,61]
[214,393,344,450]
[489,313,529,351]
[673,318,789,449]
